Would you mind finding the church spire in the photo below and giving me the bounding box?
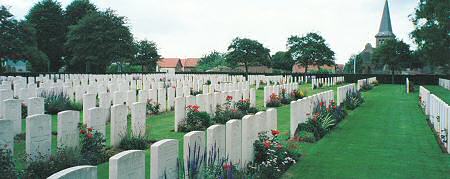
[375,0,395,47]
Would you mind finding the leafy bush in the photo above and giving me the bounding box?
[360,81,373,91]
[146,99,160,115]
[119,134,152,150]
[70,101,82,111]
[235,98,250,113]
[294,131,316,143]
[40,91,77,114]
[22,147,81,178]
[280,89,292,105]
[247,107,259,114]
[22,102,27,118]
[290,89,306,100]
[178,105,212,132]
[252,131,298,178]
[266,93,281,107]
[191,90,202,96]
[0,148,17,178]
[344,90,364,110]
[295,101,338,140]
[79,124,108,165]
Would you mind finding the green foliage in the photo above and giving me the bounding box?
[372,39,413,77]
[344,90,364,110]
[26,0,65,72]
[287,32,335,75]
[0,148,17,178]
[65,10,135,73]
[296,131,316,143]
[309,68,334,74]
[79,124,108,165]
[290,89,306,100]
[271,51,294,71]
[40,91,78,114]
[119,134,151,150]
[22,147,81,178]
[360,81,373,92]
[134,40,160,72]
[252,131,298,178]
[0,6,49,72]
[197,51,229,72]
[225,37,271,74]
[146,100,160,115]
[266,93,281,107]
[411,0,450,74]
[65,0,97,26]
[178,105,212,132]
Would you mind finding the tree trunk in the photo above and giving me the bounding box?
[141,64,145,73]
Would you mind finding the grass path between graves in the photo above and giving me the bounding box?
[282,84,450,179]
[425,85,450,104]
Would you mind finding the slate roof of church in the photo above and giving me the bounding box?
[376,0,395,38]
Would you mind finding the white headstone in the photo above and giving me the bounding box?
[207,124,226,164]
[57,110,80,148]
[111,104,128,147]
[174,97,185,132]
[27,97,44,116]
[150,139,179,179]
[86,107,108,137]
[47,165,97,179]
[131,102,146,136]
[183,131,205,175]
[225,119,241,166]
[83,94,97,124]
[109,150,145,179]
[2,99,22,134]
[26,114,51,160]
[0,119,14,153]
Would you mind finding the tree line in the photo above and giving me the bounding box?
[0,0,160,73]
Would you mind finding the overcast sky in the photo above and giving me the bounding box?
[2,0,418,64]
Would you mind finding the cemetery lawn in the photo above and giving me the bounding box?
[282,85,450,179]
[11,82,346,178]
[425,85,450,104]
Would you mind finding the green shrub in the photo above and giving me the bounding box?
[40,91,77,114]
[21,102,27,118]
[119,134,152,150]
[0,148,17,178]
[296,131,316,143]
[235,98,250,113]
[344,90,364,110]
[247,107,259,114]
[146,100,160,115]
[70,101,82,111]
[296,101,337,140]
[22,147,81,178]
[252,131,298,178]
[178,105,212,132]
[266,93,281,107]
[79,124,108,165]
[360,81,373,91]
[290,89,306,100]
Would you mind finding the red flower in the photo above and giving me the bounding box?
[87,133,93,139]
[226,96,233,101]
[87,127,93,132]
[333,105,336,109]
[326,107,330,111]
[223,163,232,170]
[306,112,310,116]
[320,101,324,107]
[232,109,238,113]
[271,129,280,136]
[263,140,271,149]
[277,143,283,150]
[80,129,85,134]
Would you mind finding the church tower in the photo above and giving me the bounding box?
[375,0,395,47]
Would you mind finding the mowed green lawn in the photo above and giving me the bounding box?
[425,85,450,104]
[282,85,450,179]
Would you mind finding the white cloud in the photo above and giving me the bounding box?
[1,0,418,64]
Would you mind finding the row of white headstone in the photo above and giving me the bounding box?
[46,108,278,179]
[0,96,147,160]
[336,83,357,105]
[263,83,299,107]
[419,86,450,153]
[311,76,345,89]
[289,90,334,137]
[174,88,256,132]
[438,78,450,90]
[356,77,377,91]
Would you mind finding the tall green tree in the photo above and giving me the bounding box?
[65,10,135,73]
[26,0,65,72]
[287,32,335,78]
[271,51,294,71]
[134,40,160,72]
[0,6,48,72]
[225,37,271,75]
[411,0,450,74]
[372,39,412,83]
[65,0,97,26]
[197,51,229,72]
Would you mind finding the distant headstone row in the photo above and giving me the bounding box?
[438,78,450,90]
[419,86,450,153]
